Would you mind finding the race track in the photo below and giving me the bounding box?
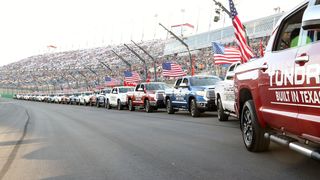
[0,99,319,180]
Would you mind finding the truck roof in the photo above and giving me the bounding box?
[140,82,166,85]
[180,75,220,79]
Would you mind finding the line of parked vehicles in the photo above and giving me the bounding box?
[15,75,223,118]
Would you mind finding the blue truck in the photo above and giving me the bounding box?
[164,75,221,117]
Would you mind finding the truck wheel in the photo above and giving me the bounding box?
[166,99,174,114]
[90,101,93,106]
[145,100,153,113]
[97,100,100,108]
[106,99,111,109]
[217,98,228,121]
[190,99,200,117]
[241,100,269,152]
[117,100,123,110]
[128,99,135,111]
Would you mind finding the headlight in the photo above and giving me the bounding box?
[196,91,206,96]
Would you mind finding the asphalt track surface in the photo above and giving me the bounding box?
[0,99,319,180]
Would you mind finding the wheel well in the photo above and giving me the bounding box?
[239,88,253,115]
[216,93,221,100]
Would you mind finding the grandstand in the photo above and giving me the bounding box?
[0,12,284,95]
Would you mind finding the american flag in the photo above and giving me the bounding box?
[212,42,241,64]
[162,63,186,77]
[105,77,119,86]
[229,0,254,63]
[124,71,141,83]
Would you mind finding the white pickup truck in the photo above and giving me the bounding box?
[215,62,240,121]
[105,86,135,110]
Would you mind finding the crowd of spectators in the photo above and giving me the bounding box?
[0,36,269,93]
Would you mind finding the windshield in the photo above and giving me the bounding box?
[189,77,220,86]
[119,87,134,93]
[145,84,169,90]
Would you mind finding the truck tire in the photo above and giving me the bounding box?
[217,97,228,121]
[128,99,135,111]
[117,100,123,110]
[96,100,100,108]
[145,99,153,113]
[104,100,107,108]
[166,99,174,114]
[241,100,269,152]
[190,99,200,117]
[106,99,111,109]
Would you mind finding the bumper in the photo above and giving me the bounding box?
[97,98,105,105]
[121,101,128,106]
[196,100,216,111]
[150,100,165,108]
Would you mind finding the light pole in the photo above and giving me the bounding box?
[159,23,193,76]
[112,50,132,70]
[131,40,158,82]
[124,44,148,81]
[153,14,158,39]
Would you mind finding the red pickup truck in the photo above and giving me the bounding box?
[235,0,320,160]
[126,82,168,113]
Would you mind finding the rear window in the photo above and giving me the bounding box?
[228,64,236,72]
[119,88,134,93]
[145,84,169,90]
[190,76,220,86]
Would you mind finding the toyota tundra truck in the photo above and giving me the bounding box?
[127,82,168,113]
[235,0,320,160]
[165,75,220,117]
[105,86,135,110]
[215,62,240,121]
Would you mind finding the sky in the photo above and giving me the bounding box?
[0,0,304,66]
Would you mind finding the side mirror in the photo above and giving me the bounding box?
[179,83,188,88]
[302,1,320,30]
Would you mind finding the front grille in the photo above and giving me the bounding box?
[156,93,164,100]
[206,90,215,99]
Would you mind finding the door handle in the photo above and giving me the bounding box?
[295,55,309,64]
